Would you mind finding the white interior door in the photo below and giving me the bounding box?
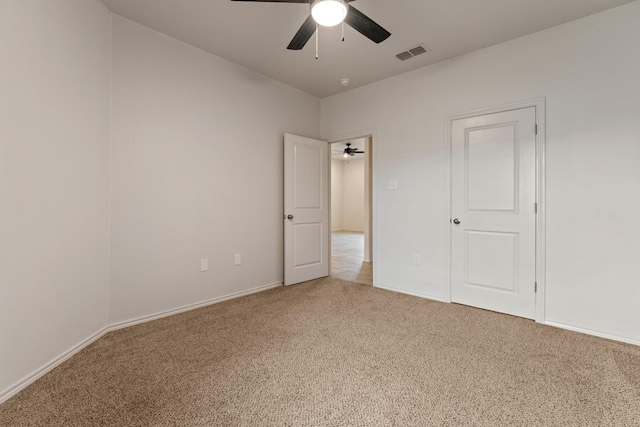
[451,107,537,319]
[284,134,329,286]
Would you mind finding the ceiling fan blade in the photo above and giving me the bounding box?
[230,0,309,3]
[288,15,316,50]
[344,5,391,44]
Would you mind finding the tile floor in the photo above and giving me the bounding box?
[331,231,373,285]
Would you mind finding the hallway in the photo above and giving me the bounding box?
[331,231,372,285]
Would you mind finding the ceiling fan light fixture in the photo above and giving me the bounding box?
[311,0,348,27]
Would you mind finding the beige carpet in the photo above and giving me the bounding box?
[1,277,639,426]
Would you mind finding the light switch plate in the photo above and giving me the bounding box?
[200,259,208,272]
[388,179,398,190]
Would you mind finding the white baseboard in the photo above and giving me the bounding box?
[375,284,447,303]
[377,287,640,347]
[0,282,282,405]
[544,321,640,347]
[0,326,108,405]
[5,282,636,406]
[108,282,282,332]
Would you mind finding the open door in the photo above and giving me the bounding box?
[284,134,329,286]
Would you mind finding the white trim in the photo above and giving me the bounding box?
[545,321,640,347]
[108,282,282,331]
[106,2,114,331]
[0,282,282,405]
[446,98,546,122]
[533,101,547,324]
[375,284,448,303]
[443,114,453,303]
[327,128,378,286]
[327,142,332,274]
[0,327,109,405]
[326,129,378,145]
[444,97,547,322]
[3,278,638,405]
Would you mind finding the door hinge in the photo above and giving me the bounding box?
[535,282,538,293]
[534,203,538,214]
[534,124,538,135]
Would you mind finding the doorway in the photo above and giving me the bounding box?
[330,137,373,285]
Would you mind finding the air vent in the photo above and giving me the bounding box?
[409,45,428,56]
[395,44,430,61]
[396,51,413,61]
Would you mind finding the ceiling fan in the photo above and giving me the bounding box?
[230,0,391,52]
[341,142,364,157]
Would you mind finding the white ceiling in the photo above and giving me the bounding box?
[100,0,635,98]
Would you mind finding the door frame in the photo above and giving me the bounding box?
[327,129,377,286]
[444,98,546,323]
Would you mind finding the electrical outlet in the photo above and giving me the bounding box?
[413,253,421,265]
[200,259,208,272]
[388,179,398,190]
[234,254,241,266]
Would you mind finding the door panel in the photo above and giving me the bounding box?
[452,107,536,319]
[284,134,329,286]
[467,124,518,212]
[293,223,322,267]
[294,144,323,209]
[466,231,518,293]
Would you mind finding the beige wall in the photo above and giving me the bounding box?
[342,159,366,232]
[331,158,366,233]
[0,0,112,397]
[331,159,344,231]
[109,16,321,323]
[321,2,640,343]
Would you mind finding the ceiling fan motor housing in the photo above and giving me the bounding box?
[343,142,364,156]
[310,0,349,27]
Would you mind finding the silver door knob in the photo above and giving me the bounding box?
[287,214,294,220]
[453,218,461,225]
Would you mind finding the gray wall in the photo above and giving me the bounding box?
[0,0,112,396]
[108,16,321,323]
[321,2,640,343]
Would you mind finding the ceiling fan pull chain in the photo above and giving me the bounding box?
[316,23,319,59]
[341,0,346,41]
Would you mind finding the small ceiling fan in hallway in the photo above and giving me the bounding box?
[230,0,391,54]
[333,142,364,158]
